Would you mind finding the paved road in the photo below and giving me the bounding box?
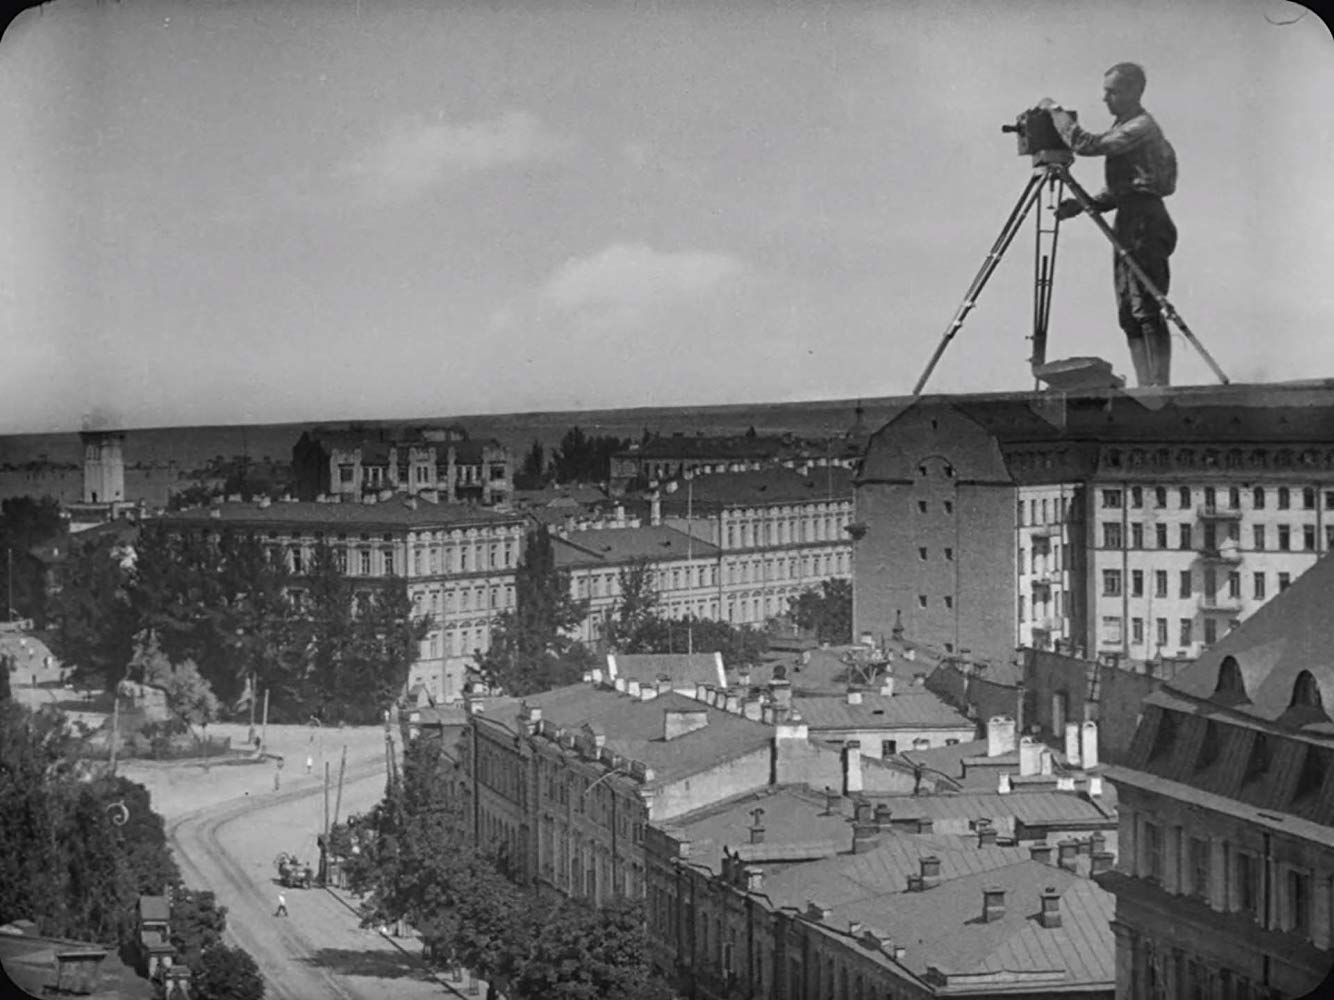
[167,759,484,1000]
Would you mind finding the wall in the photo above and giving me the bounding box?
[647,745,775,822]
[1023,648,1160,764]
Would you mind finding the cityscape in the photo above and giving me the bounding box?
[3,3,1333,1000]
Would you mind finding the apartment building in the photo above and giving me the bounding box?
[459,674,854,908]
[646,783,1117,999]
[854,382,1334,667]
[652,468,856,628]
[160,497,525,702]
[1100,552,1334,998]
[292,424,514,506]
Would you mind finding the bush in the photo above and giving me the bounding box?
[193,943,264,1000]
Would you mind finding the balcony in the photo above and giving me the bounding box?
[1197,504,1243,521]
[1029,523,1062,539]
[1197,593,1243,614]
[1197,544,1243,564]
[1029,617,1061,633]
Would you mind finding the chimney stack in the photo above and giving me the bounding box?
[846,686,863,706]
[748,807,766,844]
[1057,839,1079,871]
[986,716,1016,757]
[1081,721,1100,769]
[981,887,1007,923]
[873,803,893,830]
[1088,775,1105,797]
[1029,841,1053,865]
[976,820,998,848]
[1038,887,1062,928]
[744,866,764,893]
[1019,736,1041,776]
[1065,721,1082,766]
[1091,851,1115,874]
[823,786,841,816]
[920,855,941,888]
[843,740,864,795]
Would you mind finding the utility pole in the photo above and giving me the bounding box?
[247,672,256,744]
[108,687,120,776]
[333,744,347,828]
[686,474,694,656]
[260,687,270,754]
[323,761,331,843]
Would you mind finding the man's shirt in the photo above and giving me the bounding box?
[1051,107,1177,209]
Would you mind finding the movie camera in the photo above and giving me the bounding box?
[1000,107,1076,161]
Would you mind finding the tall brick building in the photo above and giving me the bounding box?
[853,382,1334,667]
[1099,551,1334,998]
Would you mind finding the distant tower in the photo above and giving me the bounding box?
[81,430,126,504]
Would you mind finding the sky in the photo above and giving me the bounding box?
[1,0,1331,433]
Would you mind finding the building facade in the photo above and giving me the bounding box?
[1100,552,1334,998]
[292,425,514,507]
[854,383,1334,667]
[161,498,526,702]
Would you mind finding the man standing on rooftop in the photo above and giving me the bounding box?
[1038,63,1179,388]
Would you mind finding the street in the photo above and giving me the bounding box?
[123,726,488,1000]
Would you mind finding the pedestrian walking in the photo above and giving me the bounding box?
[305,754,313,775]
[275,892,288,917]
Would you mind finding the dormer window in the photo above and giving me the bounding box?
[1213,656,1248,704]
[1291,671,1325,712]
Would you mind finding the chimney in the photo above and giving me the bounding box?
[748,807,766,844]
[1056,775,1076,792]
[663,708,709,741]
[769,678,793,710]
[1090,831,1107,855]
[1040,748,1055,776]
[823,786,841,816]
[1065,722,1082,766]
[848,920,864,938]
[846,686,863,706]
[986,716,1016,757]
[805,901,831,923]
[1057,839,1079,871]
[1018,736,1041,776]
[1029,841,1053,865]
[981,887,1007,923]
[626,679,641,699]
[614,677,627,693]
[724,693,741,714]
[976,820,998,848]
[893,945,906,962]
[742,698,763,721]
[852,821,879,854]
[879,673,895,697]
[638,683,658,701]
[843,740,863,794]
[1091,850,1115,874]
[695,682,710,703]
[873,803,893,830]
[591,667,604,685]
[1081,721,1100,768]
[1088,775,1105,797]
[649,491,662,526]
[744,866,764,893]
[920,856,942,887]
[1039,887,1062,928]
[998,772,1013,794]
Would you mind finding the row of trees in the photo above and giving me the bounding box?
[514,426,633,489]
[0,495,64,626]
[47,524,429,723]
[0,692,262,999]
[343,735,677,1000]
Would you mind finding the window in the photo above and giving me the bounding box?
[384,549,395,575]
[1327,525,1334,549]
[917,595,927,609]
[1204,618,1217,645]
[1236,850,1260,917]
[1178,524,1192,550]
[1189,837,1211,898]
[1326,490,1334,510]
[1304,525,1317,550]
[1179,486,1191,509]
[1179,617,1193,645]
[1144,821,1165,882]
[1155,523,1168,549]
[1278,525,1291,551]
[1103,569,1123,596]
[338,464,354,484]
[944,547,954,560]
[1228,571,1241,598]
[1018,595,1026,620]
[1131,522,1144,549]
[1288,870,1311,936]
[1278,486,1291,510]
[1103,522,1124,549]
[1253,524,1266,550]
[1156,617,1168,646]
[1132,617,1144,644]
[1290,670,1325,712]
[1204,486,1217,510]
[1102,616,1123,644]
[1303,487,1316,510]
[290,546,304,574]
[944,500,954,514]
[917,500,927,514]
[1132,570,1144,597]
[881,739,897,757]
[1229,486,1241,509]
[1102,489,1123,508]
[1179,570,1192,598]
[1154,486,1167,509]
[1253,486,1266,509]
[944,595,954,609]
[1279,571,1291,592]
[1131,485,1144,508]
[1155,570,1168,598]
[918,547,928,560]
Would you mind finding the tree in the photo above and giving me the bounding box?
[515,440,547,490]
[605,559,662,654]
[133,639,220,734]
[46,531,138,688]
[788,578,853,645]
[168,888,229,971]
[478,527,590,696]
[193,942,265,1000]
[551,427,629,485]
[0,496,64,625]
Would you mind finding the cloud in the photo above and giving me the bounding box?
[540,243,744,324]
[339,110,569,200]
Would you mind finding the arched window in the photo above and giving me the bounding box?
[1214,656,1248,703]
[1291,671,1325,712]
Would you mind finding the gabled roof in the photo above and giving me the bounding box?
[137,896,169,922]
[552,525,719,566]
[794,690,975,732]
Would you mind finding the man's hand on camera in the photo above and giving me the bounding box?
[1036,97,1058,111]
[1056,198,1083,221]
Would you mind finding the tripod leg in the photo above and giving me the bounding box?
[1031,171,1067,371]
[912,170,1048,396]
[1057,167,1231,386]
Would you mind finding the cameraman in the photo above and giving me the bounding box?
[1038,63,1177,387]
